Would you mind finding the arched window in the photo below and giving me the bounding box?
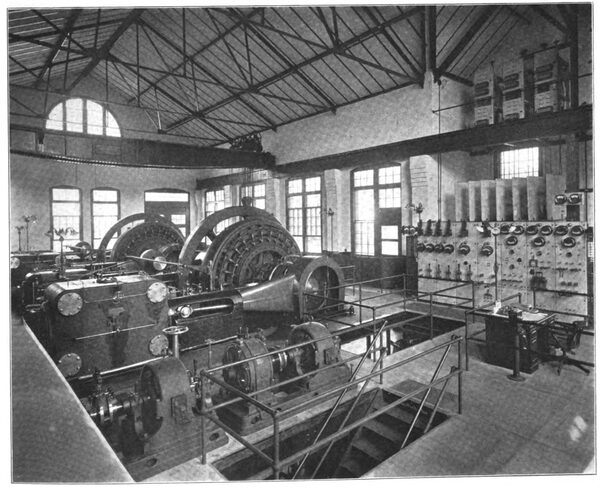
[46,98,121,137]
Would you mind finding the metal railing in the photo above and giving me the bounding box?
[197,330,464,480]
[302,273,474,357]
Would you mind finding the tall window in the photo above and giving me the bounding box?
[50,186,82,252]
[46,98,121,137]
[144,190,190,236]
[92,188,120,249]
[240,182,266,210]
[205,188,235,234]
[499,147,539,178]
[352,166,402,256]
[287,176,322,253]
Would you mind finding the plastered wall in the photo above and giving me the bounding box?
[9,154,225,251]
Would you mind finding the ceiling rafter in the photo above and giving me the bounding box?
[230,8,337,110]
[130,8,262,103]
[138,19,278,133]
[530,5,568,33]
[435,5,499,81]
[8,17,124,44]
[34,8,83,88]
[67,9,145,93]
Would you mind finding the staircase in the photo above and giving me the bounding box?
[333,387,449,478]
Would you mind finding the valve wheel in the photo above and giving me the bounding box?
[163,325,189,336]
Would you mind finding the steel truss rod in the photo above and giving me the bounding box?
[67,9,145,93]
[34,9,83,88]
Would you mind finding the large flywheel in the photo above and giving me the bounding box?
[97,213,181,261]
[178,206,300,290]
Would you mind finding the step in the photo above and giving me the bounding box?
[352,436,389,463]
[362,418,403,445]
[338,453,373,477]
[384,380,458,414]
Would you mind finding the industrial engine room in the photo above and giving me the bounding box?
[6,3,597,484]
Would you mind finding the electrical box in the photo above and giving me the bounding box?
[473,64,503,126]
[534,47,570,113]
[502,57,534,120]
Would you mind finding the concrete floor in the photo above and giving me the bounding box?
[12,289,596,482]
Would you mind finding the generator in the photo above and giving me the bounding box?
[217,321,352,434]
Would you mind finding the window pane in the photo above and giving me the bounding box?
[378,166,401,185]
[288,195,303,209]
[171,214,186,225]
[93,189,118,202]
[354,189,374,220]
[355,221,375,255]
[306,207,321,235]
[381,240,398,256]
[53,202,80,216]
[145,191,189,202]
[93,216,117,239]
[288,208,303,236]
[87,100,103,135]
[306,193,321,208]
[381,225,398,240]
[379,187,401,208]
[106,111,121,137]
[306,236,321,253]
[288,179,302,194]
[500,147,539,178]
[305,177,321,192]
[92,202,118,216]
[66,98,83,133]
[254,197,266,210]
[52,188,80,201]
[354,170,373,187]
[241,185,251,198]
[46,103,63,131]
[254,184,265,197]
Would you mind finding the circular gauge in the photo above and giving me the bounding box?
[500,224,511,234]
[554,194,567,205]
[416,242,425,252]
[148,334,169,356]
[147,282,168,303]
[512,225,524,235]
[424,243,434,252]
[458,243,471,255]
[57,292,83,316]
[505,236,518,246]
[526,225,539,235]
[434,243,444,253]
[555,225,568,236]
[57,353,82,377]
[570,225,584,236]
[532,237,546,247]
[562,237,576,248]
[443,244,454,254]
[480,244,494,256]
[10,256,20,269]
[540,225,553,236]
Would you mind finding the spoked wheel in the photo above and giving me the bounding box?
[178,206,300,290]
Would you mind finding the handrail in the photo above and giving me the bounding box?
[199,335,463,480]
[307,349,387,479]
[246,368,462,481]
[292,320,389,478]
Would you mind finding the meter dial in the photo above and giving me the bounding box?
[148,334,169,356]
[147,282,168,303]
[57,292,83,316]
[10,257,20,269]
